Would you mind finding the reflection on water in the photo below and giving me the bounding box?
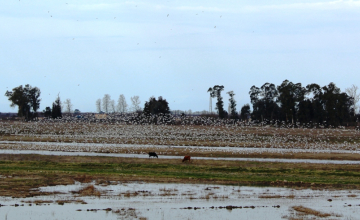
[1,182,359,220]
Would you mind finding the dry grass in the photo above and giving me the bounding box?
[1,152,360,198]
[74,175,93,183]
[347,194,357,197]
[23,200,53,204]
[258,194,282,199]
[259,194,295,199]
[121,191,140,198]
[112,208,142,219]
[74,185,101,197]
[292,205,331,217]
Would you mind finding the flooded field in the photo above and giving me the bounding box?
[1,121,360,219]
[1,181,360,220]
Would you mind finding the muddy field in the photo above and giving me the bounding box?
[1,121,360,219]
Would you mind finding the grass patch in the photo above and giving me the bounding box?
[1,154,360,197]
[292,206,332,217]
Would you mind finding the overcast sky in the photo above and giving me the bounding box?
[1,0,360,113]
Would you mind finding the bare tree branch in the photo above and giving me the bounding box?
[102,94,111,113]
[96,99,102,113]
[131,96,141,112]
[117,94,128,113]
[345,84,360,115]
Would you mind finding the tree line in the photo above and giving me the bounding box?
[4,85,170,120]
[95,94,141,113]
[207,81,359,126]
[5,81,359,126]
[5,85,72,120]
[247,80,358,126]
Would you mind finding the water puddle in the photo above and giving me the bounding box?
[1,182,359,219]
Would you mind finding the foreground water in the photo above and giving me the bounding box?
[0,182,359,220]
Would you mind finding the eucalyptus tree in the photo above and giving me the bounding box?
[249,83,279,122]
[304,83,324,124]
[209,85,225,119]
[321,82,353,126]
[207,87,215,113]
[240,104,251,121]
[277,80,306,123]
[227,91,238,119]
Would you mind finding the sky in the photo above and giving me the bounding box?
[1,0,360,113]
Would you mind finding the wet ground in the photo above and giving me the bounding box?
[1,141,360,165]
[1,182,359,220]
[1,140,360,154]
[1,149,360,165]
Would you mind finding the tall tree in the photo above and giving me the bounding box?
[227,91,238,119]
[240,104,251,121]
[207,87,215,113]
[322,82,340,125]
[210,85,225,118]
[131,96,141,112]
[305,83,324,124]
[321,82,353,126]
[26,85,41,118]
[96,99,102,113]
[297,99,313,124]
[51,94,62,119]
[143,96,170,115]
[63,99,73,114]
[110,100,116,113]
[277,80,306,123]
[345,84,360,115]
[249,83,279,122]
[43,106,52,118]
[117,94,128,113]
[102,94,111,113]
[249,85,261,105]
[5,84,41,120]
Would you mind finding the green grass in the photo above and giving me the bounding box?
[1,155,360,189]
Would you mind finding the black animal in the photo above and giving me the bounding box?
[149,152,158,158]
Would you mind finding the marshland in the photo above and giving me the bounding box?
[1,120,360,219]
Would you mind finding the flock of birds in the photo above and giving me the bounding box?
[0,114,359,156]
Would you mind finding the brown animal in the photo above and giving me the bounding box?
[182,155,191,162]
